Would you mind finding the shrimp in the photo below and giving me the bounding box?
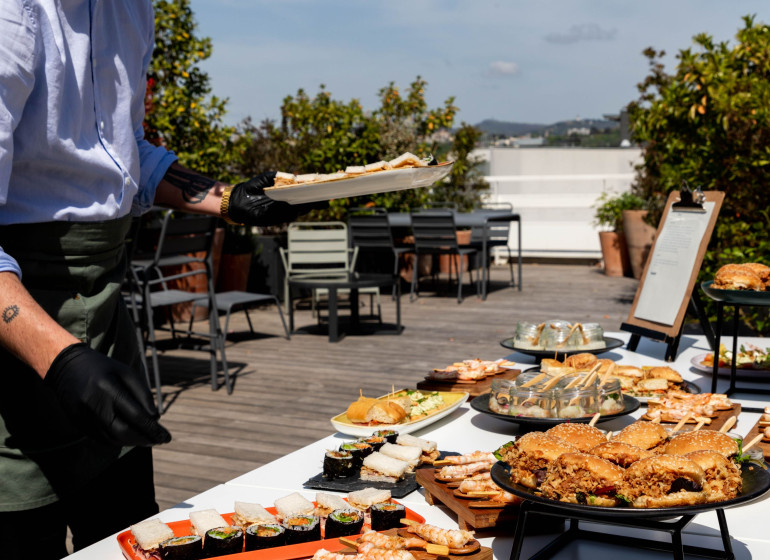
[313,549,367,560]
[441,451,497,465]
[437,461,489,480]
[360,530,428,550]
[357,542,416,560]
[457,478,498,494]
[487,490,521,504]
[405,522,475,549]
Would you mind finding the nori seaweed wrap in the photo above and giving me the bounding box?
[202,526,243,558]
[282,515,321,545]
[160,535,203,560]
[324,508,364,539]
[323,449,356,479]
[372,429,398,444]
[358,435,386,452]
[339,441,373,468]
[244,523,285,551]
[370,502,406,531]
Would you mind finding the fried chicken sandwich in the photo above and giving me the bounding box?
[539,452,625,507]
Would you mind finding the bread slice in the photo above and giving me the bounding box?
[346,487,391,509]
[231,501,275,528]
[189,509,228,536]
[274,492,314,519]
[130,519,175,552]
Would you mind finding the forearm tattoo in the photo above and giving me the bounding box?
[164,167,216,204]
[2,305,19,324]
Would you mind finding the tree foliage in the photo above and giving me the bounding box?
[628,15,770,334]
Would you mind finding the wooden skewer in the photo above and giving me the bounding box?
[588,412,601,427]
[742,433,764,453]
[693,419,707,431]
[521,373,547,388]
[670,413,692,434]
[605,430,613,441]
[564,376,583,390]
[719,416,737,433]
[650,416,662,424]
[539,374,565,391]
[339,537,449,557]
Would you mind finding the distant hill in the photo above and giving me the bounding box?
[474,118,619,137]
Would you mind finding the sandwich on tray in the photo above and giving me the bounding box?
[346,487,392,511]
[189,509,229,537]
[360,451,410,483]
[539,452,626,507]
[545,423,607,453]
[611,421,669,452]
[683,450,742,502]
[231,501,275,529]
[663,429,739,459]
[499,431,579,489]
[588,441,654,468]
[616,455,708,508]
[130,518,175,559]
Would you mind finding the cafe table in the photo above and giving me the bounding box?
[67,332,770,560]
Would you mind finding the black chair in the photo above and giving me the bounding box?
[129,210,230,413]
[348,207,411,297]
[409,210,479,303]
[470,202,522,297]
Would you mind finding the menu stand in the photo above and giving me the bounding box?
[510,500,734,560]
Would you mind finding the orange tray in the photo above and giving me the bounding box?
[118,500,424,560]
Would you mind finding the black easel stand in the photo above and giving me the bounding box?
[510,500,734,560]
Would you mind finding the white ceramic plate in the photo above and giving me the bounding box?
[330,390,468,437]
[690,352,770,378]
[264,162,454,204]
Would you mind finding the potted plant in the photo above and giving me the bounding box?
[592,191,644,277]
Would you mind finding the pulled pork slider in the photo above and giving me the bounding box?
[713,264,762,291]
[684,450,742,502]
[618,455,707,508]
[742,262,770,290]
[546,423,607,453]
[501,432,578,489]
[664,430,739,459]
[612,421,669,452]
[540,452,625,507]
[646,366,683,383]
[588,441,654,468]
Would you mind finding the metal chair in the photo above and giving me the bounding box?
[189,290,290,341]
[129,210,230,413]
[409,210,479,303]
[470,202,521,297]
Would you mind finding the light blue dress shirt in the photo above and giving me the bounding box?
[0,0,178,276]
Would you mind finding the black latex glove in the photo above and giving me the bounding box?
[45,343,171,447]
[229,171,328,226]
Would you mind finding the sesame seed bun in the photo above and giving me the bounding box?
[619,455,708,508]
[664,430,739,458]
[545,423,607,452]
[588,441,654,468]
[540,452,625,507]
[505,432,578,489]
[613,421,669,451]
[683,450,742,502]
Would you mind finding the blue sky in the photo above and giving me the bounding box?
[190,0,767,127]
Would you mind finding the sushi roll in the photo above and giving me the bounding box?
[358,435,386,452]
[282,515,321,545]
[159,535,203,560]
[373,429,398,444]
[202,526,243,558]
[370,502,406,531]
[324,509,364,539]
[339,441,373,468]
[323,449,356,479]
[244,523,285,551]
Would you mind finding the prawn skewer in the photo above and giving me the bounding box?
[433,451,496,466]
[400,519,475,550]
[357,542,416,560]
[437,461,490,480]
[345,532,449,556]
[457,478,499,494]
[312,549,367,560]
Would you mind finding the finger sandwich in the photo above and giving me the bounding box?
[360,451,409,483]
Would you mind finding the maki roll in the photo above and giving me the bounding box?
[202,526,243,558]
[160,535,203,560]
[324,509,364,539]
[339,441,373,468]
[244,523,285,551]
[282,515,321,545]
[323,449,356,479]
[358,435,386,452]
[373,429,398,444]
[370,502,406,531]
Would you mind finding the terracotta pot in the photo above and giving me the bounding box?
[399,235,431,282]
[598,231,631,277]
[622,210,656,279]
[217,252,252,292]
[439,230,472,274]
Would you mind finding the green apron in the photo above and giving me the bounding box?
[0,216,142,511]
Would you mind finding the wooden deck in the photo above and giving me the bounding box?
[149,263,640,510]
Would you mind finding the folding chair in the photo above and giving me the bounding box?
[470,202,520,297]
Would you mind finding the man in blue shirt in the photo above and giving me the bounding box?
[0,2,313,557]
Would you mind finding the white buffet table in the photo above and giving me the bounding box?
[67,332,770,560]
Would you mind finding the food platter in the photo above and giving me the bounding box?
[690,352,770,378]
[701,280,770,306]
[499,336,625,360]
[469,393,639,429]
[330,391,469,437]
[303,470,420,498]
[264,162,454,204]
[490,461,770,519]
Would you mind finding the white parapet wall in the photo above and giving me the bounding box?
[474,147,643,260]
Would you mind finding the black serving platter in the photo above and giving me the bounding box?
[469,393,640,429]
[490,461,770,519]
[701,280,770,307]
[303,471,419,498]
[500,336,625,360]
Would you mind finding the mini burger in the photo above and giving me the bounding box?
[684,450,742,502]
[501,432,578,489]
[617,455,708,508]
[612,421,669,452]
[540,452,625,507]
[588,441,653,468]
[545,423,607,452]
[664,430,739,459]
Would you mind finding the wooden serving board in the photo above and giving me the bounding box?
[339,528,492,560]
[642,404,741,432]
[417,369,521,397]
[744,417,770,461]
[415,467,519,531]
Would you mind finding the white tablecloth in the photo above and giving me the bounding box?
[67,332,770,560]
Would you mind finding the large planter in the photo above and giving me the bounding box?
[439,229,472,274]
[248,233,287,299]
[622,210,656,280]
[598,231,631,277]
[217,252,252,292]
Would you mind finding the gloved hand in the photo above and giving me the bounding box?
[45,343,172,447]
[228,171,327,226]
